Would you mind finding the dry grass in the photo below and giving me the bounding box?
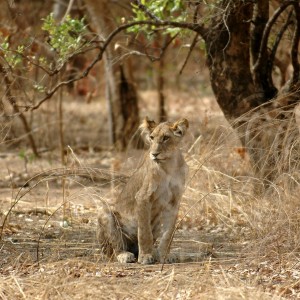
[0,259,281,299]
[1,91,300,299]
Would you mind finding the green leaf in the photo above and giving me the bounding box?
[129,0,186,35]
[41,13,87,66]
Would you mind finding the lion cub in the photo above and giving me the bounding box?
[97,117,189,264]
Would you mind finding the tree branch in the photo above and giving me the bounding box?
[179,33,199,75]
[268,9,293,83]
[132,0,161,22]
[28,19,208,111]
[251,0,269,64]
[61,0,75,23]
[80,19,208,70]
[192,2,201,24]
[253,1,297,73]
[158,33,178,59]
[0,64,39,157]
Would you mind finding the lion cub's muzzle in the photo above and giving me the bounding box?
[150,152,165,162]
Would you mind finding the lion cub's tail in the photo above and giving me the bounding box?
[97,205,128,257]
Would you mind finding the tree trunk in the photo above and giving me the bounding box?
[119,65,140,148]
[84,0,140,151]
[157,33,168,122]
[205,2,260,119]
[158,55,166,122]
[204,1,300,183]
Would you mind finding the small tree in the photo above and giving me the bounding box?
[0,8,93,156]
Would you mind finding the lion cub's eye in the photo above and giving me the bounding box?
[163,135,170,142]
[149,135,154,141]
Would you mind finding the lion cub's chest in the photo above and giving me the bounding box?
[154,172,184,208]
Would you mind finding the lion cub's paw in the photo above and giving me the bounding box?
[159,253,179,264]
[138,254,155,265]
[117,252,136,263]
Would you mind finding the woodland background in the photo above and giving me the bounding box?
[1,0,300,299]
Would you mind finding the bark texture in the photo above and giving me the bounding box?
[202,1,300,182]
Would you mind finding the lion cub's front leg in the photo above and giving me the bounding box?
[156,200,180,263]
[136,201,155,264]
[136,184,156,264]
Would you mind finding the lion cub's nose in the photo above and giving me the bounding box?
[151,152,160,159]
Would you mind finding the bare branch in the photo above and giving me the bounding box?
[132,0,161,22]
[138,30,179,63]
[253,1,297,73]
[28,19,208,111]
[78,19,206,74]
[251,0,269,63]
[0,64,39,156]
[161,33,178,56]
[268,9,293,82]
[61,0,75,23]
[192,2,201,24]
[81,19,207,69]
[179,33,199,75]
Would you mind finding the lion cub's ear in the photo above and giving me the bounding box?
[139,117,157,141]
[171,118,189,137]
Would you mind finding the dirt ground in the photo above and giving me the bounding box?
[1,90,300,299]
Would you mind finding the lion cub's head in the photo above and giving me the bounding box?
[140,117,189,163]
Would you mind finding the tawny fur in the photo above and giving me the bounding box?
[97,118,189,264]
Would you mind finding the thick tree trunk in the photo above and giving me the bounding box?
[205,2,261,119]
[84,0,140,151]
[204,1,300,182]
